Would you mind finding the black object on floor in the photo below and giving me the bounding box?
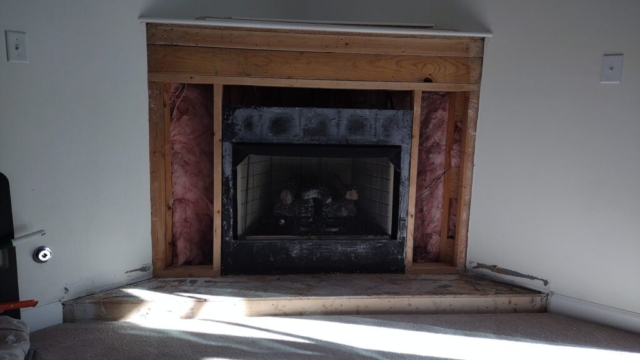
[0,173,20,319]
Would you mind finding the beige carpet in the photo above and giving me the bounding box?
[31,313,640,359]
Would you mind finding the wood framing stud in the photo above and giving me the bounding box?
[148,81,166,273]
[454,91,479,270]
[405,90,423,270]
[212,84,223,276]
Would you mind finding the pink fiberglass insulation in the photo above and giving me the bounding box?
[447,122,463,237]
[413,92,449,263]
[170,83,214,266]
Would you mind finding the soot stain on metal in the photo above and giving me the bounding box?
[243,116,254,132]
[473,263,549,286]
[125,264,151,274]
[269,115,293,136]
[347,115,367,135]
[304,116,329,137]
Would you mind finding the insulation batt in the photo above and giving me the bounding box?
[413,92,449,263]
[170,84,214,266]
[448,122,463,237]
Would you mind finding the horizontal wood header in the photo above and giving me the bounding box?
[148,45,481,84]
[146,22,484,91]
[151,25,484,57]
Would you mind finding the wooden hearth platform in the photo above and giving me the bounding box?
[62,274,546,322]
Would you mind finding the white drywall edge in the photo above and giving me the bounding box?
[139,17,492,38]
[20,302,62,332]
[467,263,551,294]
[549,294,640,335]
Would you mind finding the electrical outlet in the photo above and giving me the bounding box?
[601,54,623,84]
[5,31,28,63]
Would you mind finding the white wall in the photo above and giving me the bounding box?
[0,0,306,330]
[1,0,639,329]
[308,0,640,315]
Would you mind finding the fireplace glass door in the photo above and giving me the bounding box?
[233,144,401,241]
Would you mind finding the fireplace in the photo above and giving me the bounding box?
[222,107,412,274]
[146,22,484,277]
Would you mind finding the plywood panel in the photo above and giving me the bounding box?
[153,25,485,57]
[148,45,480,84]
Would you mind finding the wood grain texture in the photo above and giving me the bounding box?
[146,23,157,44]
[454,91,479,270]
[148,45,480,84]
[405,262,460,275]
[148,81,166,272]
[148,73,480,91]
[448,168,460,198]
[405,90,423,270]
[153,25,485,57]
[162,84,173,267]
[154,265,217,278]
[212,84,223,277]
[63,274,546,322]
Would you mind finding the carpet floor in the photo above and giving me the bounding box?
[30,313,640,359]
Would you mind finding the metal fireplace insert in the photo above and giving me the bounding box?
[222,107,412,274]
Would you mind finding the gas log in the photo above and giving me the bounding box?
[274,199,314,217]
[301,186,332,204]
[280,175,358,206]
[331,174,359,201]
[322,199,357,217]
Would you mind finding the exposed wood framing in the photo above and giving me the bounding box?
[405,262,460,275]
[162,85,173,266]
[212,84,223,277]
[67,293,545,321]
[146,23,158,44]
[449,168,460,198]
[148,74,479,92]
[154,265,217,278]
[146,23,484,276]
[405,90,423,270]
[148,46,481,84]
[151,24,485,57]
[148,81,167,274]
[63,274,546,322]
[454,91,479,270]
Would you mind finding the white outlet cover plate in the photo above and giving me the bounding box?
[601,54,623,84]
[5,30,28,63]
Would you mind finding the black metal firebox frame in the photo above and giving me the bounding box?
[222,107,413,274]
